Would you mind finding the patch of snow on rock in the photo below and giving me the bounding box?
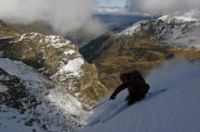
[54,58,84,78]
[117,21,143,36]
[64,49,76,56]
[158,15,198,23]
[45,35,71,48]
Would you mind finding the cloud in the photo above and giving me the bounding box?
[0,0,105,35]
[126,0,200,18]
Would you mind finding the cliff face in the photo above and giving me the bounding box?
[1,32,107,107]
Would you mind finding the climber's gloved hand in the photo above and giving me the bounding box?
[109,95,116,100]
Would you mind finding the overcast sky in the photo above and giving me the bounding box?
[95,0,127,8]
[95,0,200,19]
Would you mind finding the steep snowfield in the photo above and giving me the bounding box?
[82,59,200,132]
[0,58,89,131]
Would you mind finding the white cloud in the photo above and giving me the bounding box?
[0,0,105,35]
[127,0,200,18]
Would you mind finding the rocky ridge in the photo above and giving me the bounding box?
[1,32,107,107]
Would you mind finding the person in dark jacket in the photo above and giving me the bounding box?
[109,70,150,105]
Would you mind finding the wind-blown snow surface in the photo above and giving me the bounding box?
[82,58,200,132]
[0,105,42,132]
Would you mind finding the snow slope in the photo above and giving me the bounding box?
[0,58,89,131]
[0,105,42,132]
[82,58,200,132]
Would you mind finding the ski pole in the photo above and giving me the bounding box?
[89,98,109,111]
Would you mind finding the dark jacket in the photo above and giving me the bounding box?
[111,71,150,99]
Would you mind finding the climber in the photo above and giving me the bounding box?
[109,70,150,105]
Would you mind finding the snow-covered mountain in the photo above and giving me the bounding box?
[82,59,200,132]
[118,15,200,49]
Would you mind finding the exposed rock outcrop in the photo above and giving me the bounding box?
[1,32,107,107]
